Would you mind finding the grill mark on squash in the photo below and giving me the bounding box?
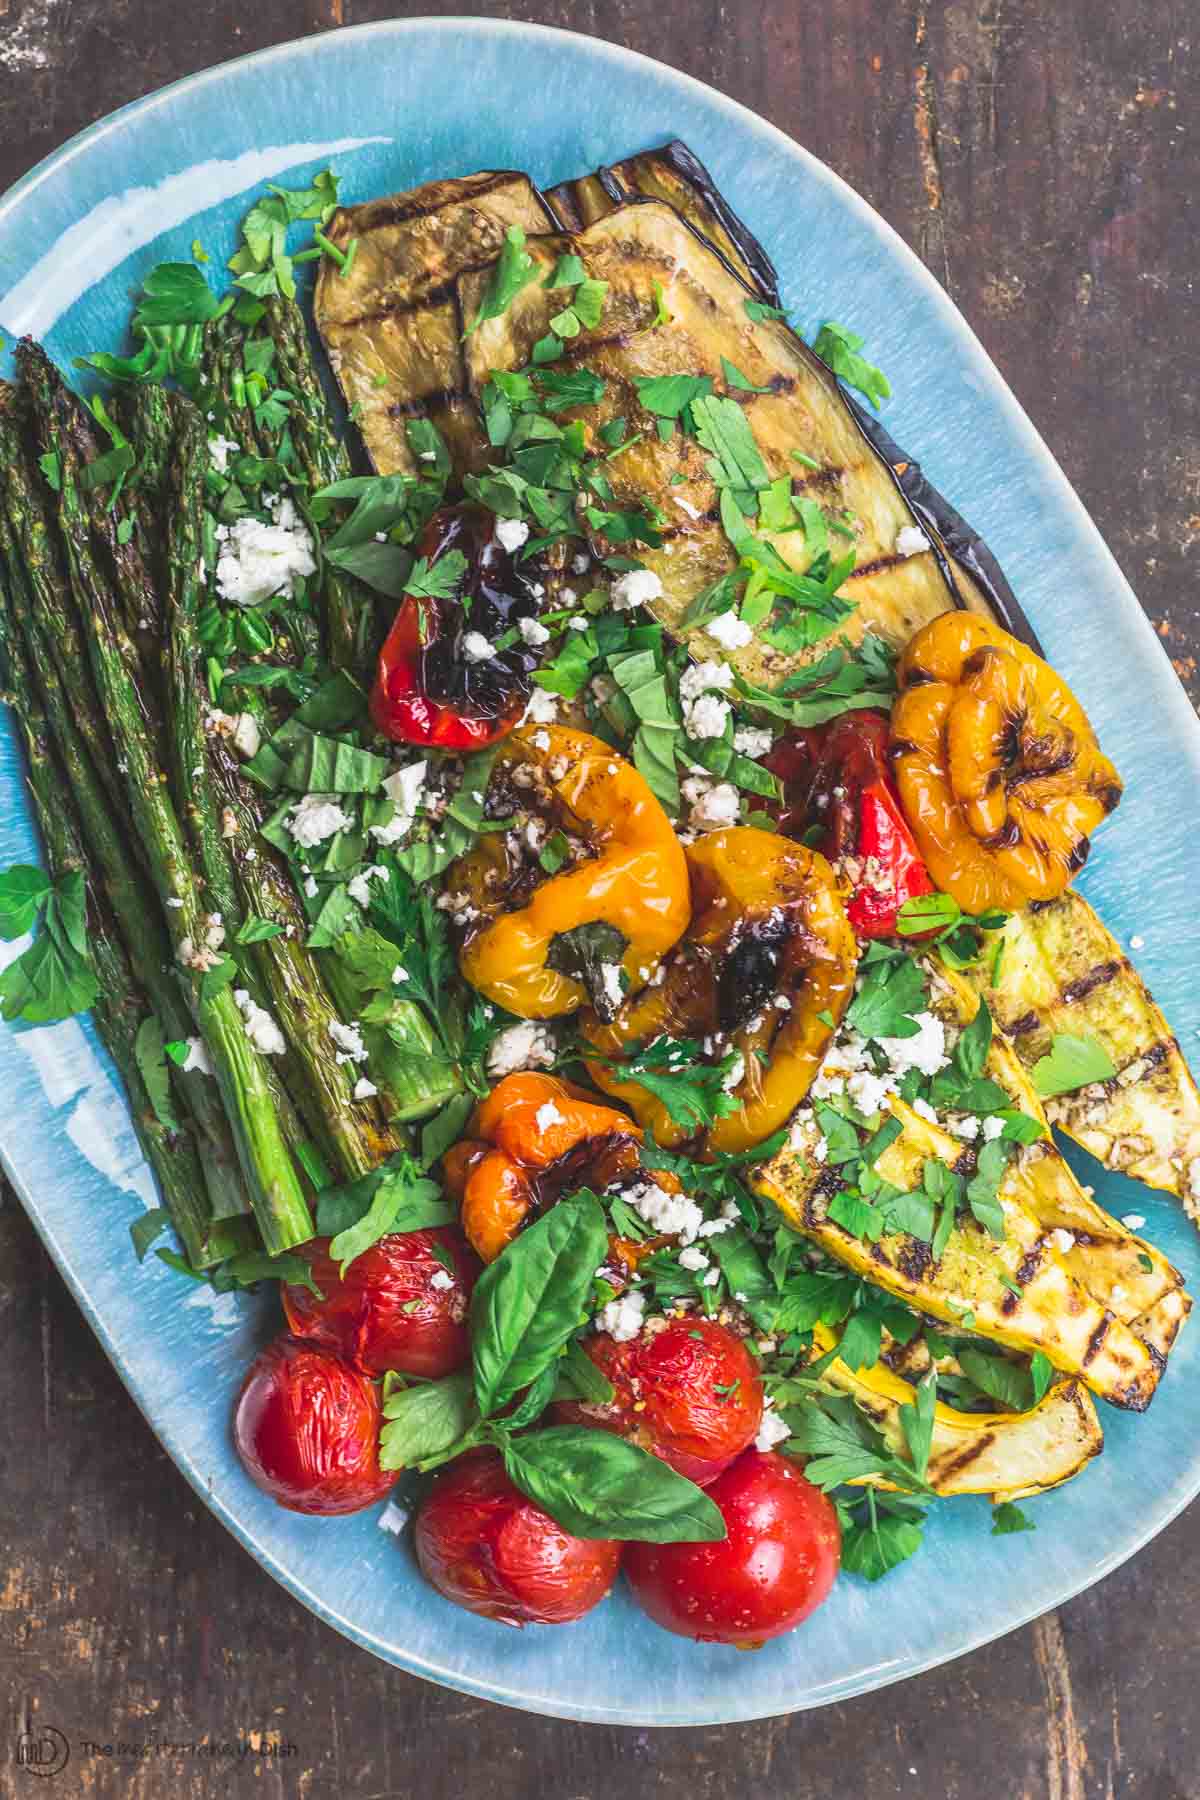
[1060,958,1124,1007]
[1001,1243,1044,1314]
[930,1433,996,1481]
[1081,1313,1111,1367]
[1004,1009,1041,1038]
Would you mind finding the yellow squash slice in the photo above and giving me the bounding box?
[809,1325,1103,1503]
[966,893,1200,1214]
[755,1096,1166,1410]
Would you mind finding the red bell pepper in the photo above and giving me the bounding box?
[763,709,933,938]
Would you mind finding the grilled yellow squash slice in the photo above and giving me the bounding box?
[314,171,554,478]
[925,963,1191,1363]
[965,894,1200,1215]
[457,201,991,682]
[754,1096,1165,1409]
[809,1325,1103,1502]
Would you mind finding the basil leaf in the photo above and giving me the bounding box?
[283,733,389,795]
[134,1015,178,1131]
[325,540,414,598]
[552,1338,617,1407]
[500,1425,726,1542]
[1030,1034,1117,1098]
[0,864,52,939]
[379,1368,478,1471]
[899,1370,937,1479]
[234,916,284,944]
[471,1192,608,1416]
[129,1208,171,1263]
[420,1093,475,1171]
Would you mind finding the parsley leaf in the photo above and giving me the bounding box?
[845,945,926,1041]
[633,373,714,419]
[598,1035,741,1132]
[812,320,891,410]
[0,870,98,1025]
[1030,1034,1117,1098]
[466,225,537,335]
[690,394,771,502]
[991,1500,1036,1536]
[406,548,468,603]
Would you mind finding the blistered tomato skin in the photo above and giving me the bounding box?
[281,1227,481,1379]
[555,1319,764,1487]
[414,1450,621,1627]
[624,1450,840,1646]
[233,1336,397,1516]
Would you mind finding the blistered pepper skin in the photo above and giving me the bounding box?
[582,828,857,1155]
[453,724,690,1019]
[440,1071,674,1263]
[891,615,1122,915]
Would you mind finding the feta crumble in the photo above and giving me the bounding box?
[624,1181,704,1244]
[1122,1212,1147,1231]
[215,496,316,607]
[181,1036,213,1077]
[522,686,559,726]
[678,1245,710,1272]
[486,1019,557,1077]
[518,615,551,647]
[679,659,735,705]
[370,760,428,846]
[495,517,530,554]
[895,524,931,559]
[535,1099,566,1132]
[610,568,664,611]
[733,725,774,758]
[429,1267,456,1292]
[353,1076,378,1100]
[347,863,389,907]
[598,1289,646,1342]
[462,631,495,663]
[597,961,625,1014]
[232,988,286,1057]
[707,609,753,651]
[683,778,740,832]
[208,434,239,474]
[288,794,354,848]
[755,1403,792,1452]
[329,1020,368,1064]
[683,691,732,741]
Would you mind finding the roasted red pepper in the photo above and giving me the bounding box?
[763,709,933,938]
[370,506,544,750]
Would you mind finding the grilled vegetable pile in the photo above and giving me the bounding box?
[0,141,1195,1646]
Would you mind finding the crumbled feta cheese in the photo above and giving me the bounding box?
[214,497,316,606]
[303,875,319,899]
[1049,1227,1076,1255]
[572,552,591,575]
[231,713,261,758]
[208,434,239,474]
[876,1012,948,1079]
[610,568,664,611]
[683,691,732,741]
[535,1099,566,1132]
[707,609,754,650]
[392,965,408,983]
[598,1288,646,1342]
[1129,933,1145,950]
[181,1036,213,1077]
[533,729,551,752]
[462,631,495,663]
[486,1019,558,1077]
[370,760,427,845]
[522,686,559,726]
[755,1403,792,1452]
[232,988,286,1057]
[429,1267,455,1292]
[347,863,389,907]
[678,1245,710,1272]
[1122,1212,1147,1231]
[624,1181,704,1244]
[733,725,774,758]
[288,793,354,848]
[701,1266,722,1287]
[911,1096,939,1124]
[518,615,551,647]
[722,1052,746,1092]
[981,1116,1007,1141]
[687,780,740,832]
[566,615,588,632]
[328,1020,368,1064]
[495,517,530,553]
[948,1114,980,1140]
[598,961,625,1014]
[166,897,184,910]
[895,524,931,558]
[679,659,735,705]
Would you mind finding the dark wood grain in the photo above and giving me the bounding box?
[1,3,1197,1796]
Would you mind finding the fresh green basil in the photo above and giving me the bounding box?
[500,1425,726,1542]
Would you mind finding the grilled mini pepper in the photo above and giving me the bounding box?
[441,1071,684,1263]
[582,827,857,1155]
[890,614,1123,914]
[370,505,543,750]
[764,709,934,938]
[452,723,690,1019]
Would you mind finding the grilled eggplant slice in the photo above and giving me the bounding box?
[809,1324,1103,1502]
[459,201,986,683]
[314,171,555,477]
[755,1095,1165,1409]
[925,962,1191,1363]
[965,894,1200,1214]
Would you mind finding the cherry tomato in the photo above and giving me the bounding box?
[281,1227,481,1379]
[555,1318,763,1487]
[414,1449,621,1627]
[624,1449,840,1646]
[370,506,545,749]
[233,1335,397,1516]
[764,709,933,937]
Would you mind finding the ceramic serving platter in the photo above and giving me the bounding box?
[0,18,1197,1727]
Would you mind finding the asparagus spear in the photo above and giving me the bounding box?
[0,582,249,1268]
[19,371,312,1253]
[0,499,254,1224]
[165,393,401,1179]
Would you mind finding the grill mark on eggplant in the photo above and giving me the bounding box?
[386,385,466,420]
[345,171,536,230]
[333,275,460,332]
[846,551,907,582]
[1061,958,1125,1007]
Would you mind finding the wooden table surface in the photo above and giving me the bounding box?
[1,3,1197,1796]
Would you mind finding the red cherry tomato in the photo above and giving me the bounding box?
[764,709,933,937]
[555,1318,763,1487]
[414,1449,621,1627]
[370,506,544,750]
[233,1335,397,1516]
[624,1449,840,1646]
[281,1227,481,1379]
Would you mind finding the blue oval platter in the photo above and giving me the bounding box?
[0,17,1197,1726]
